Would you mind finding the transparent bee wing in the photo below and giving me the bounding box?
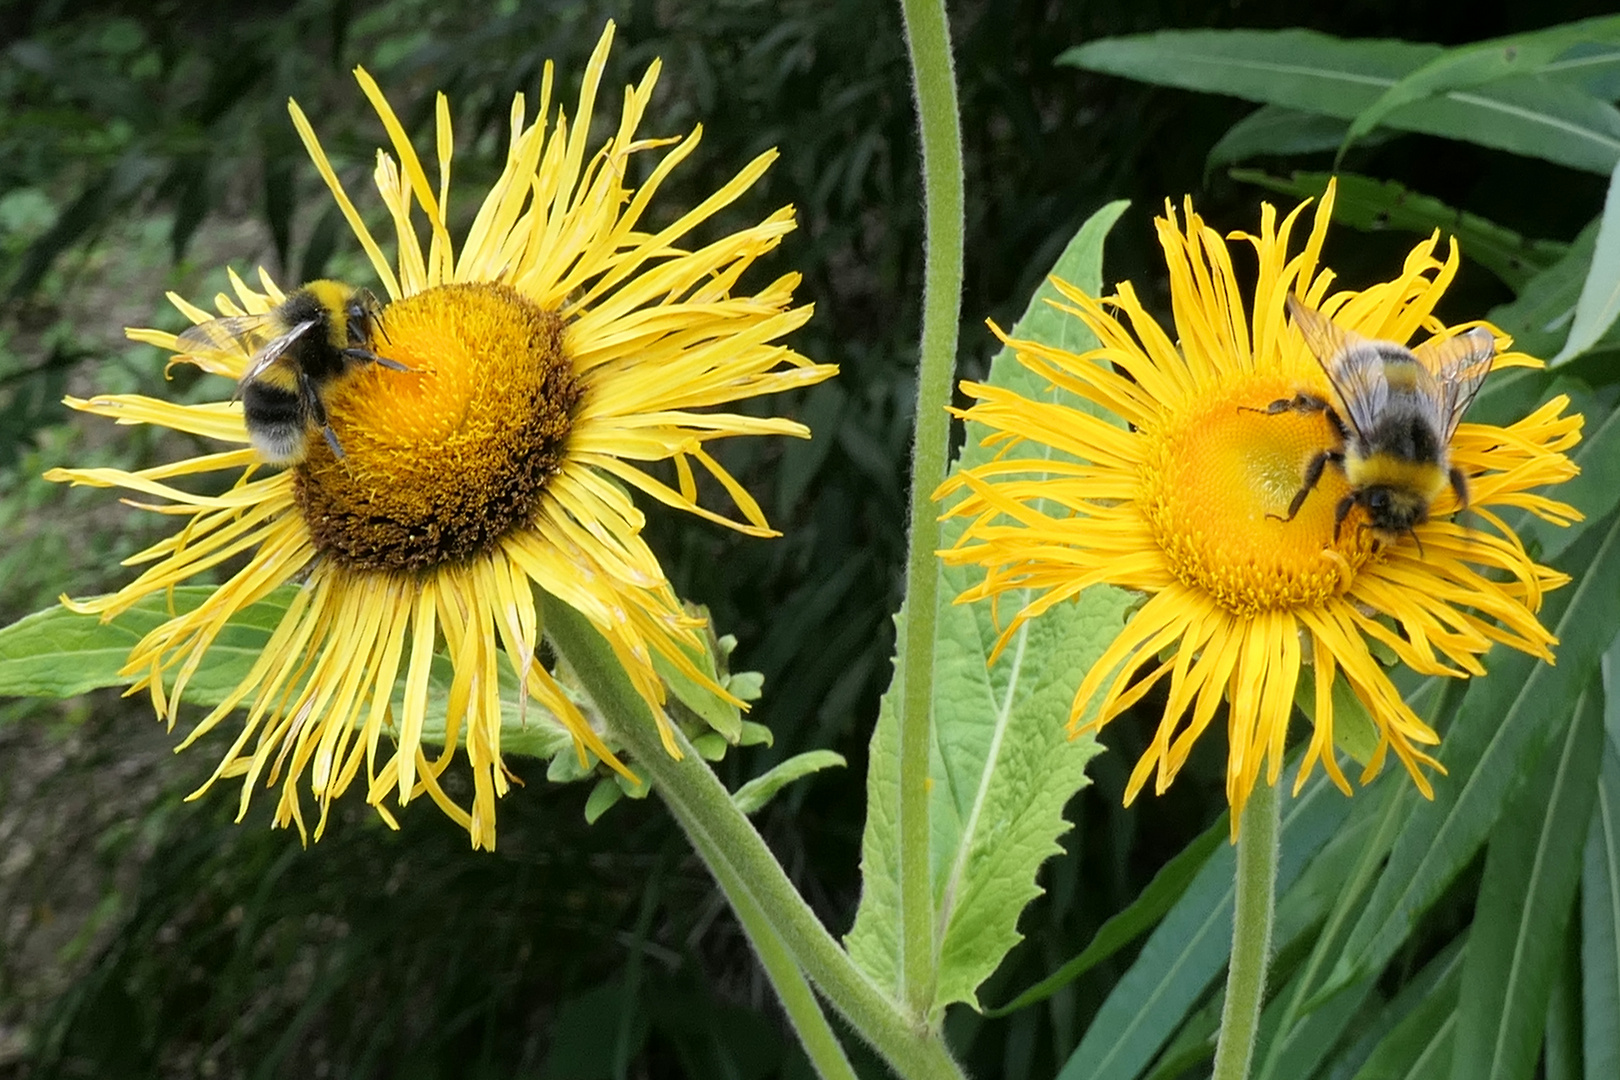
[1285,294,1386,440]
[237,319,321,384]
[1413,326,1495,442]
[174,312,281,362]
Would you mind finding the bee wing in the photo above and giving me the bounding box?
[1413,327,1495,443]
[174,313,281,362]
[237,319,320,383]
[1285,294,1386,439]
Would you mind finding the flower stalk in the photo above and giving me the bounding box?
[896,0,965,1022]
[545,597,967,1080]
[1212,776,1280,1080]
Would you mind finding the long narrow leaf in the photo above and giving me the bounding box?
[1057,771,1351,1080]
[1347,939,1466,1080]
[1581,649,1620,1080]
[1553,157,1620,363]
[1327,512,1620,998]
[1339,17,1620,159]
[1451,686,1605,1080]
[1060,29,1620,174]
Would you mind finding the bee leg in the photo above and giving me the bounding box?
[1241,391,1334,417]
[300,371,346,459]
[1268,448,1342,523]
[342,347,410,372]
[1332,493,1357,541]
[1448,466,1470,511]
[320,424,346,458]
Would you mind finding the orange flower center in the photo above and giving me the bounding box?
[1139,373,1377,615]
[294,282,580,572]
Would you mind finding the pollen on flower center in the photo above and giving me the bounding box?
[294,281,580,572]
[1139,373,1375,615]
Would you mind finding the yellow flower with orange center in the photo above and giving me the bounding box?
[938,183,1581,828]
[46,23,835,849]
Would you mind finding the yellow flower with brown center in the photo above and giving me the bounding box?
[937,183,1581,829]
[46,23,835,850]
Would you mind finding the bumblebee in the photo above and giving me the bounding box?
[176,280,405,464]
[1259,294,1496,546]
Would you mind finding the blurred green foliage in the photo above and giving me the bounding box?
[3,0,1618,1076]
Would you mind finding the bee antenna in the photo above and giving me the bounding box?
[1408,528,1424,560]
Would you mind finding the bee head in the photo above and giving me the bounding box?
[344,289,384,346]
[1358,485,1429,534]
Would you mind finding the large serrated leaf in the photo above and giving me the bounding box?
[983,815,1225,1017]
[1451,685,1605,1080]
[1059,29,1620,175]
[1325,513,1620,1001]
[844,202,1128,1012]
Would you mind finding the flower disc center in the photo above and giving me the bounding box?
[1140,374,1375,615]
[294,281,579,572]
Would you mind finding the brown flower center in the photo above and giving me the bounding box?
[294,282,579,572]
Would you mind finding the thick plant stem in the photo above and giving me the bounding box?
[704,837,860,1080]
[896,0,964,1023]
[1212,779,1281,1080]
[546,598,967,1080]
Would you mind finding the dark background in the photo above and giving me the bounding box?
[0,1,1610,1076]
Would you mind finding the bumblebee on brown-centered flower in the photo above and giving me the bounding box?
[1255,293,1496,546]
[176,279,406,464]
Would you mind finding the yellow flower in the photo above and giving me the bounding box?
[937,183,1581,829]
[47,23,834,850]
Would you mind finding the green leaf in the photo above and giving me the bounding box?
[1581,659,1620,1080]
[1254,961,1376,1080]
[0,586,581,764]
[0,586,288,703]
[730,750,846,815]
[1059,29,1620,175]
[1451,684,1605,1080]
[1338,17,1620,162]
[1516,396,1620,564]
[651,611,742,743]
[982,813,1225,1017]
[584,778,625,823]
[1206,107,1377,174]
[1057,772,1352,1080]
[1326,512,1620,1001]
[1487,218,1600,359]
[1347,938,1466,1080]
[1544,910,1582,1080]
[844,202,1128,1014]
[1553,158,1620,363]
[1229,169,1570,291]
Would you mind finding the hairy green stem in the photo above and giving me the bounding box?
[896,0,964,1023]
[1254,781,1405,1080]
[704,836,860,1080]
[1212,780,1281,1080]
[546,598,966,1080]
